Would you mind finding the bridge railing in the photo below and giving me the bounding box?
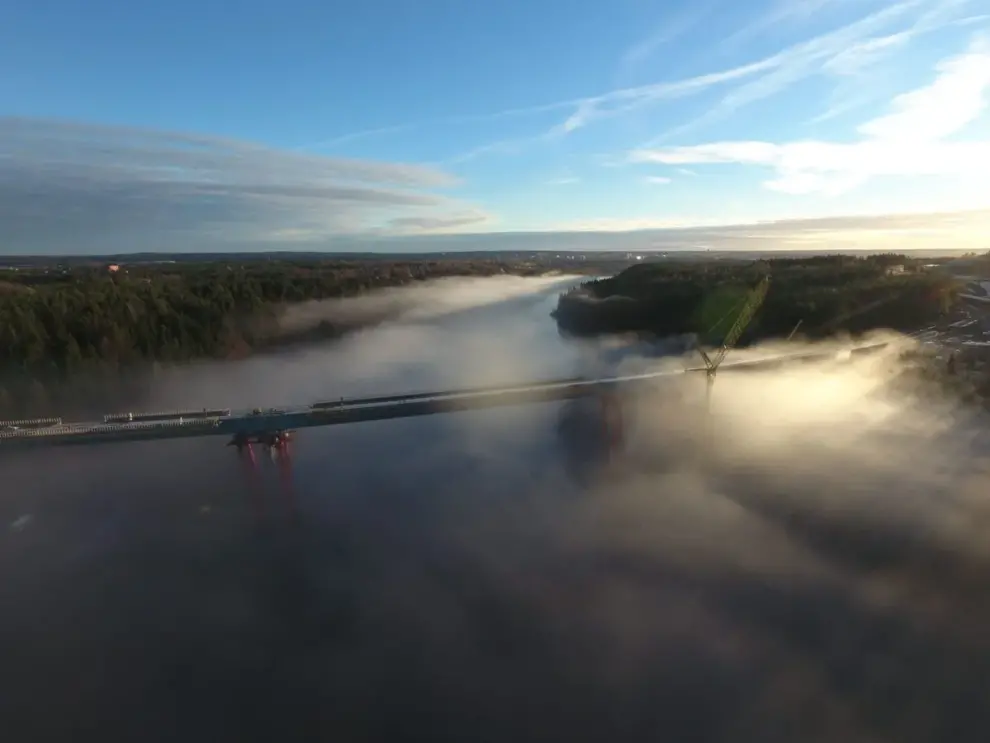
[0,416,63,428]
[103,408,231,424]
[310,376,590,410]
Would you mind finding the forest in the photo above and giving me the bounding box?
[0,256,591,416]
[553,254,960,343]
[0,256,596,371]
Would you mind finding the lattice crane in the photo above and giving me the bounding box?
[697,274,770,410]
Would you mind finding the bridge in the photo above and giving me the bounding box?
[0,340,904,517]
[0,341,894,453]
[0,254,933,514]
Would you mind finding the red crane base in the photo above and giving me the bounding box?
[230,431,296,523]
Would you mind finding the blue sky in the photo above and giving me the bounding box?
[2,0,989,253]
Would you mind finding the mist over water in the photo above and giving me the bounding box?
[3,276,990,742]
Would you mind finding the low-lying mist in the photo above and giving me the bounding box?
[276,273,584,336]
[2,276,989,743]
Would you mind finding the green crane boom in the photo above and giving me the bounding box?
[697,274,770,409]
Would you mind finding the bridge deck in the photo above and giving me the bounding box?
[0,342,893,450]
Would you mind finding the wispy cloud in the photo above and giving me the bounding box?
[0,117,487,252]
[617,2,718,77]
[544,0,974,145]
[547,58,777,138]
[309,9,770,165]
[644,176,672,185]
[629,37,990,196]
[650,0,937,144]
[822,31,912,76]
[810,4,988,124]
[280,1,985,169]
[546,176,580,186]
[298,124,415,152]
[445,137,533,165]
[383,211,492,235]
[723,0,890,49]
[298,99,580,157]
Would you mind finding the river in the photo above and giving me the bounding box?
[4,276,990,743]
[0,275,620,742]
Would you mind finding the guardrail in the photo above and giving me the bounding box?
[103,408,231,424]
[0,417,62,428]
[0,416,225,441]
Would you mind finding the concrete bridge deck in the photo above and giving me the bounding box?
[0,341,894,451]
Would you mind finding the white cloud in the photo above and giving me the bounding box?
[629,38,990,197]
[651,0,983,144]
[530,0,983,147]
[644,176,673,185]
[858,36,990,140]
[806,5,990,124]
[546,176,581,186]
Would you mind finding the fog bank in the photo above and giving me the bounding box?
[2,277,989,743]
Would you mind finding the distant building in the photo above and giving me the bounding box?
[885,264,906,275]
[107,264,120,273]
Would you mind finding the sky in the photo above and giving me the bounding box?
[2,0,990,254]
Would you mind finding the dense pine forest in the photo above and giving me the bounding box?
[0,258,556,374]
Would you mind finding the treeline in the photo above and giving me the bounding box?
[553,254,959,342]
[0,258,559,416]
